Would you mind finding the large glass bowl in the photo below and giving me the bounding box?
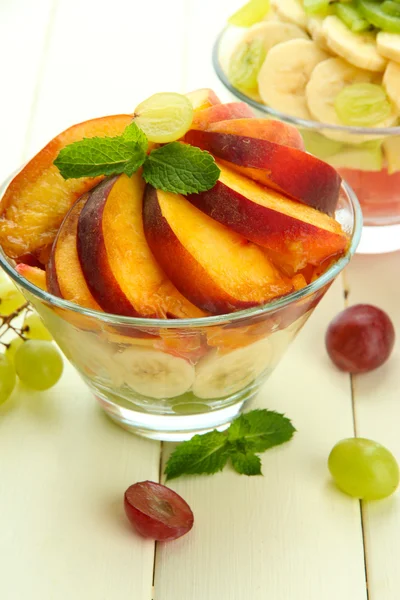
[0,173,362,441]
[213,25,400,255]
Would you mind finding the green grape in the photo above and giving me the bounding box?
[228,0,270,27]
[134,93,194,143]
[304,0,331,16]
[23,312,52,341]
[228,39,266,91]
[382,1,400,18]
[328,438,400,500]
[335,83,392,126]
[0,354,16,404]
[358,0,400,33]
[0,272,25,315]
[334,2,371,32]
[15,340,63,391]
[5,337,25,364]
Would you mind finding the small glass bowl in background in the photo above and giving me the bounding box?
[0,173,362,441]
[213,26,400,255]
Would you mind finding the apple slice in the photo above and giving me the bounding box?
[208,118,305,150]
[191,103,255,131]
[143,186,293,314]
[0,114,132,259]
[186,163,348,273]
[184,129,341,215]
[15,263,47,291]
[46,194,102,311]
[77,173,206,318]
[186,88,221,111]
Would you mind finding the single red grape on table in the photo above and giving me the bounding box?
[325,304,395,374]
[124,481,194,542]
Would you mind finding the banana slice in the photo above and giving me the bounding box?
[271,0,307,29]
[193,337,272,399]
[114,347,195,399]
[377,32,400,64]
[322,15,387,72]
[306,57,397,143]
[383,61,400,112]
[307,17,332,53]
[257,39,329,119]
[241,20,308,54]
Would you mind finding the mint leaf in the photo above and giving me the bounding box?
[142,142,220,195]
[54,135,147,179]
[228,409,295,453]
[164,430,229,481]
[231,451,262,476]
[122,122,148,154]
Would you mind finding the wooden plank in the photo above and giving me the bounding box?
[345,252,400,600]
[0,0,54,182]
[0,360,159,600]
[155,280,368,600]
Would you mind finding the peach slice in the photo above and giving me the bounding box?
[143,186,293,314]
[0,114,132,259]
[46,194,102,311]
[186,88,221,111]
[190,103,255,131]
[77,173,206,318]
[207,118,305,150]
[186,164,347,273]
[15,263,47,291]
[184,129,341,215]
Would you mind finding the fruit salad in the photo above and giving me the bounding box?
[0,90,354,436]
[223,0,400,227]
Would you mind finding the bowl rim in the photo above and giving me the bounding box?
[213,26,400,137]
[0,167,362,330]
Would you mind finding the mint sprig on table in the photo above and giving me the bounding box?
[53,122,220,195]
[165,409,296,480]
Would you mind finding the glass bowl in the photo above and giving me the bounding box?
[0,170,362,441]
[213,25,400,255]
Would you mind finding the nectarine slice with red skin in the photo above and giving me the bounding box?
[207,118,305,151]
[78,173,206,318]
[190,103,255,131]
[184,129,341,216]
[186,88,221,111]
[15,263,47,291]
[46,194,102,311]
[186,164,347,273]
[143,185,293,315]
[0,114,132,259]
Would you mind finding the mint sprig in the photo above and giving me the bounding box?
[53,122,220,195]
[164,409,295,480]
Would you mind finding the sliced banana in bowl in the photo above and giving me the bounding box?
[241,20,308,53]
[271,0,308,29]
[193,336,273,400]
[383,61,400,111]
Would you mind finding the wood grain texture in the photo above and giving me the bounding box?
[346,252,400,600]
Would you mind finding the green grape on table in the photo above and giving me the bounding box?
[23,312,52,342]
[133,93,194,143]
[0,354,16,405]
[328,438,400,500]
[15,340,63,391]
[0,271,25,316]
[228,0,270,27]
[229,39,266,92]
[5,337,25,364]
[335,83,392,127]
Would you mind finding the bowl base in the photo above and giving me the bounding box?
[357,223,400,254]
[94,388,257,441]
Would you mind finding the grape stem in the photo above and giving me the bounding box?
[0,302,32,344]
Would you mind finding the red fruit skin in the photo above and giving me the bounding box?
[124,481,194,542]
[325,304,395,374]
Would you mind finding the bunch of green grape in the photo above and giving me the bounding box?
[0,272,63,405]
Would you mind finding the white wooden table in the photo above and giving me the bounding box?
[0,1,399,598]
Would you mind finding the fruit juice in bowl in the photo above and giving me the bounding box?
[0,90,361,441]
[213,0,400,253]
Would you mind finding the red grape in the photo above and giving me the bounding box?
[124,481,194,541]
[326,304,395,374]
